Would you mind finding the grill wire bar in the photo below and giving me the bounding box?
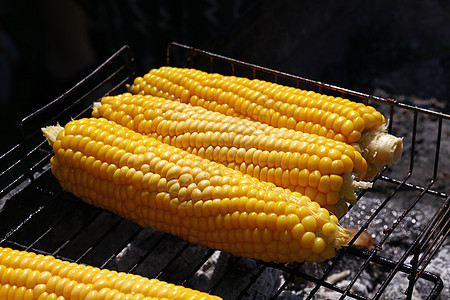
[0,42,448,299]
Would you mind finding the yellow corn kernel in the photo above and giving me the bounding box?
[42,117,349,263]
[92,94,370,216]
[0,246,221,299]
[130,67,386,144]
[131,67,403,172]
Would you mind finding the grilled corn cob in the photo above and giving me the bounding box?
[92,93,372,216]
[42,117,348,263]
[129,66,403,174]
[0,246,221,299]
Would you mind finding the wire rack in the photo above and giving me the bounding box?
[0,42,449,299]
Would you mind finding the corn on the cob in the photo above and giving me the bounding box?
[129,66,403,172]
[0,246,221,299]
[92,93,372,216]
[42,117,348,263]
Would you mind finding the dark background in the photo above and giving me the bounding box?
[1,0,449,154]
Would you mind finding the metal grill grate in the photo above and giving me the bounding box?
[0,42,449,299]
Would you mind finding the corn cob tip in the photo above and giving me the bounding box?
[371,132,403,165]
[41,123,64,146]
[353,180,373,190]
[360,124,403,167]
[92,101,101,111]
[338,173,372,207]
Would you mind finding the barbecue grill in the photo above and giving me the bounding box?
[1,42,449,299]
